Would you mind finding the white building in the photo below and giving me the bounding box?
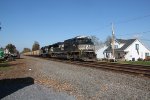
[4,48,10,54]
[103,39,150,61]
[96,45,108,60]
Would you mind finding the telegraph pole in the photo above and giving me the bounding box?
[111,23,115,59]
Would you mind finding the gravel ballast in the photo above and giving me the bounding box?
[23,56,150,100]
[1,56,149,100]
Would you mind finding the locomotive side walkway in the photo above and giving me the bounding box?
[0,56,150,100]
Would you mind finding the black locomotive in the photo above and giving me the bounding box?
[24,36,96,61]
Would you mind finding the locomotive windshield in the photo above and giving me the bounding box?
[76,38,94,45]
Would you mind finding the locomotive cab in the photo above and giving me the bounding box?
[64,36,96,61]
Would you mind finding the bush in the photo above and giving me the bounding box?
[102,58,107,61]
[137,58,143,61]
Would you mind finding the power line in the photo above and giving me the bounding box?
[96,14,150,34]
[141,31,150,34]
[116,30,150,37]
[115,14,150,25]
[95,14,150,36]
[140,38,150,41]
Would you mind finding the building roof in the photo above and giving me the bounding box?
[105,39,136,52]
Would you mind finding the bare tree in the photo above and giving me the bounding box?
[105,35,112,46]
[32,41,40,51]
[22,48,31,53]
[90,35,104,51]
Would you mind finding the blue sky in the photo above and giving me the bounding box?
[0,0,150,51]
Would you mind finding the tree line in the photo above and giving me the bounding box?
[0,41,40,54]
[22,41,40,53]
[0,44,19,54]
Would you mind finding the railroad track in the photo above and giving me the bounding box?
[27,56,150,78]
[48,58,150,78]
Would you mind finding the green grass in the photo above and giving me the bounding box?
[0,67,11,71]
[118,61,150,66]
[0,62,11,71]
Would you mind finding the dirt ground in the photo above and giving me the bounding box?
[0,57,76,100]
[0,58,29,79]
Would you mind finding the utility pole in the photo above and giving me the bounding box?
[111,23,115,59]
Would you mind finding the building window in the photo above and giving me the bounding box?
[145,53,149,57]
[135,44,139,50]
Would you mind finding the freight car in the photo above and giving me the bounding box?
[24,36,97,61]
[23,50,40,56]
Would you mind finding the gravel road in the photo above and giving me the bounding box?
[1,56,150,100]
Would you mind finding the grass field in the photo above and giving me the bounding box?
[118,61,150,66]
[0,62,11,71]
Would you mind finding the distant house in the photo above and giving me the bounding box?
[4,48,10,54]
[103,38,150,61]
[96,45,108,60]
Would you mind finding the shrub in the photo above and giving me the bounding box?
[137,58,143,61]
